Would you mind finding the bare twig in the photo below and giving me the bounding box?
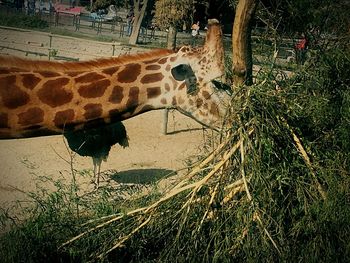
[280,117,327,200]
[62,129,255,254]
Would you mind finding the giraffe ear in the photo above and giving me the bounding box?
[171,64,198,95]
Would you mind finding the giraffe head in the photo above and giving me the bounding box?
[167,19,230,130]
[175,19,225,86]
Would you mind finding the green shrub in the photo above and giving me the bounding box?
[0,32,349,263]
[0,13,48,29]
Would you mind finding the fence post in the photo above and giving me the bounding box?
[48,34,53,60]
[162,109,169,135]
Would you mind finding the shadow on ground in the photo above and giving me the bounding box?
[110,168,176,185]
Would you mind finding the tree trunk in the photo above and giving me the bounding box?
[232,0,258,87]
[129,0,148,45]
[167,25,177,50]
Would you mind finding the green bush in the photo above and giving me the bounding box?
[0,33,349,263]
[0,13,48,29]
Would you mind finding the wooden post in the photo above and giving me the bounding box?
[48,34,53,60]
[162,109,169,135]
[112,43,115,56]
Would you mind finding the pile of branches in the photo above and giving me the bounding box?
[59,47,350,262]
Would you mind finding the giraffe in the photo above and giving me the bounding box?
[0,19,230,140]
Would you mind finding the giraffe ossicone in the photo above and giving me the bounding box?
[0,19,230,139]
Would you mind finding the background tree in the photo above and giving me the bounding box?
[256,0,350,42]
[91,0,125,11]
[153,0,193,49]
[129,0,149,45]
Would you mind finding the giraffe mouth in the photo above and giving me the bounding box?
[211,80,233,96]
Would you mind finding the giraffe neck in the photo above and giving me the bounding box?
[1,20,230,139]
[0,50,192,138]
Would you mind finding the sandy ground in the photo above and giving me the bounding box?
[0,27,208,212]
[0,110,207,209]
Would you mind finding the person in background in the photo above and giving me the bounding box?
[191,21,200,46]
[295,33,308,65]
[126,9,134,36]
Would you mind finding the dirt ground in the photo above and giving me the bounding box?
[0,27,208,212]
[0,110,207,209]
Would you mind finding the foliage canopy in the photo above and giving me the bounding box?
[153,0,193,30]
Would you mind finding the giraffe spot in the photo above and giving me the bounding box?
[84,103,103,120]
[126,87,140,109]
[160,98,167,105]
[178,82,186,91]
[203,103,208,109]
[0,76,30,109]
[75,72,105,83]
[38,78,72,107]
[202,90,211,100]
[165,83,171,91]
[141,73,164,84]
[18,107,44,126]
[158,58,168,64]
[109,86,124,104]
[22,74,41,90]
[0,68,10,74]
[172,97,177,106]
[118,63,141,83]
[102,66,120,76]
[196,98,203,108]
[78,79,110,98]
[178,97,185,105]
[66,71,81,77]
[145,65,161,71]
[144,58,160,64]
[200,57,207,63]
[0,112,9,128]
[35,71,61,78]
[199,110,208,117]
[189,99,194,106]
[165,65,171,71]
[54,109,75,128]
[170,56,177,62]
[147,87,161,99]
[210,103,220,117]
